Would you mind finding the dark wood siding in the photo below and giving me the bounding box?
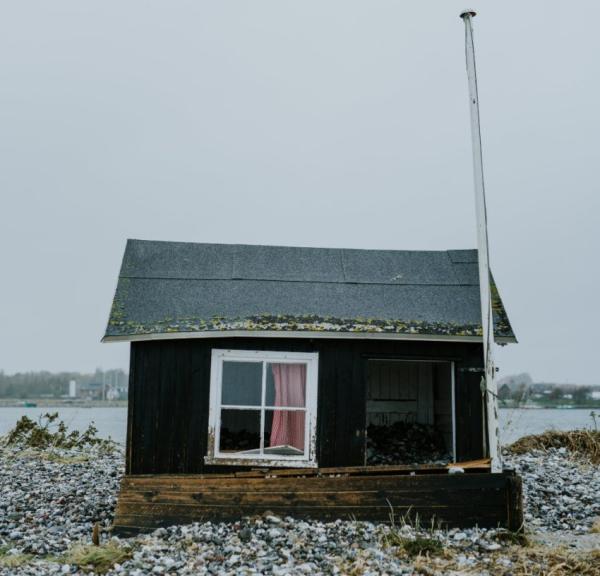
[128,338,484,475]
[455,368,487,461]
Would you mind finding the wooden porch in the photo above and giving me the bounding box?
[113,461,523,535]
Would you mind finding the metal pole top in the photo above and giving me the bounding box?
[460,10,477,19]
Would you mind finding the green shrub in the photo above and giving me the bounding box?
[5,412,116,452]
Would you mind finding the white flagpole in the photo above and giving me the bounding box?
[460,10,501,473]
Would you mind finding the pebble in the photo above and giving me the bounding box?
[0,443,122,556]
[503,447,600,533]
[1,440,598,575]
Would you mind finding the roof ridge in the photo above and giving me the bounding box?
[117,275,478,287]
[126,238,476,255]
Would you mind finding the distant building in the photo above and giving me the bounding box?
[498,383,512,400]
[78,381,103,400]
[105,384,127,401]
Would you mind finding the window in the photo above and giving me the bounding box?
[206,349,319,467]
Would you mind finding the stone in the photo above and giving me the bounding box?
[1,432,598,575]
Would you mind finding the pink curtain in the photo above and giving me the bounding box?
[269,363,306,451]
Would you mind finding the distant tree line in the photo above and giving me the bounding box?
[0,369,127,399]
[498,384,594,403]
[497,372,599,406]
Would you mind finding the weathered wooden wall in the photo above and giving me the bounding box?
[127,338,486,475]
[113,468,523,535]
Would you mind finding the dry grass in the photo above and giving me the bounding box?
[2,447,91,464]
[61,542,132,574]
[37,451,90,464]
[501,546,600,576]
[591,519,600,534]
[421,545,600,576]
[507,429,600,464]
[0,553,33,568]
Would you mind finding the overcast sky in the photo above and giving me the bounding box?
[1,1,598,384]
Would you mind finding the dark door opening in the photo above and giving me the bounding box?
[366,359,455,465]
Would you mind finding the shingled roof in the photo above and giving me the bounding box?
[103,239,516,343]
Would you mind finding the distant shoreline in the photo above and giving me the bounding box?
[0,400,598,410]
[0,399,128,408]
[499,404,600,410]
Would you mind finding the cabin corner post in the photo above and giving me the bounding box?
[460,10,502,472]
[125,342,136,475]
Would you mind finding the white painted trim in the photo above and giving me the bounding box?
[203,456,318,469]
[369,358,459,364]
[206,349,319,467]
[220,404,307,411]
[102,330,517,345]
[461,11,502,473]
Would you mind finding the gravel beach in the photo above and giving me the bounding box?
[1,444,599,575]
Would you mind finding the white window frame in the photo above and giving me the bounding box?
[205,349,319,468]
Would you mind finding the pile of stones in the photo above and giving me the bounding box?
[366,421,451,465]
[0,444,122,556]
[504,446,600,533]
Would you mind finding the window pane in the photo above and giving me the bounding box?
[219,409,261,454]
[264,409,305,455]
[221,361,262,406]
[265,363,306,408]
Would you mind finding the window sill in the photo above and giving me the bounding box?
[204,456,318,468]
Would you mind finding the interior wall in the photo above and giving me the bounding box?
[366,361,434,426]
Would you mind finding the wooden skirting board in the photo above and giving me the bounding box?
[113,463,522,535]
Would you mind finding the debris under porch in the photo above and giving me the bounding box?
[112,460,523,536]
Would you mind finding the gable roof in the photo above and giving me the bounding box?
[103,239,516,343]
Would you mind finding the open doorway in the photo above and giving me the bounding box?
[366,359,455,465]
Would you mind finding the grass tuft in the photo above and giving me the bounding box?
[591,519,600,534]
[507,429,600,464]
[401,535,444,557]
[62,542,132,574]
[382,530,444,558]
[494,529,530,547]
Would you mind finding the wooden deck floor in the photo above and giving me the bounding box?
[113,462,523,535]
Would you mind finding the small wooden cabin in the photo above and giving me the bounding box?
[104,239,522,533]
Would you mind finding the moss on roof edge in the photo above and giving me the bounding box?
[105,273,515,340]
[106,312,514,339]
